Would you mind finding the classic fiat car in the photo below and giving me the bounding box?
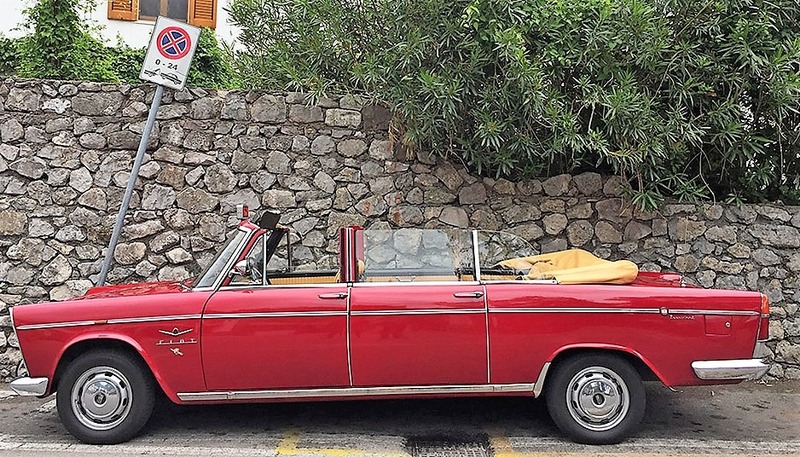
[9,210,770,445]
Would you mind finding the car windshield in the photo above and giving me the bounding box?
[193,229,249,288]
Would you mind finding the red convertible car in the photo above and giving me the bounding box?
[9,209,770,445]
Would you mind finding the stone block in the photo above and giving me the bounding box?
[325,109,361,128]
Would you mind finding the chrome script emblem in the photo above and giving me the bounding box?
[170,348,184,356]
[157,327,197,347]
[159,327,193,337]
[157,338,197,346]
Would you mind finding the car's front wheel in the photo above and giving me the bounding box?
[56,350,155,444]
[545,353,645,444]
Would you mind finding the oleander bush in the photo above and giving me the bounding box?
[228,0,800,207]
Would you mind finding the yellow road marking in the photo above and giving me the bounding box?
[488,432,522,457]
[275,429,408,457]
[275,429,302,455]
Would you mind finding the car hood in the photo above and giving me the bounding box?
[81,280,190,299]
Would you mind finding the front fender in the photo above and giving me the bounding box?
[47,331,193,403]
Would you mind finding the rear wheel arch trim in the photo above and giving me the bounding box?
[52,334,174,401]
[544,343,669,386]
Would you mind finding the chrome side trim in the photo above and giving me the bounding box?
[692,359,769,381]
[219,283,347,291]
[489,307,759,316]
[10,377,48,396]
[107,314,202,324]
[177,383,537,402]
[16,314,202,331]
[669,309,759,316]
[489,308,661,314]
[351,309,485,317]
[352,281,482,287]
[533,362,551,398]
[204,311,347,319]
[15,320,98,331]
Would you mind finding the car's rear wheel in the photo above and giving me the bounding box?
[545,353,645,444]
[56,350,155,444]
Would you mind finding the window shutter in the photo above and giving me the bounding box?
[108,0,139,21]
[188,0,217,28]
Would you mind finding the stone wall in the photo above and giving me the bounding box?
[0,78,798,382]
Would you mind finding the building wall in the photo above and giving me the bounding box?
[0,77,798,382]
[0,1,238,48]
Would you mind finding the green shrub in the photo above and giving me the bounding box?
[228,0,800,207]
[109,45,147,85]
[0,37,20,76]
[17,0,117,81]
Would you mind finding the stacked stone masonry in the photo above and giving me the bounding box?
[0,78,798,382]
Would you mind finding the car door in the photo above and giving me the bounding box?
[349,283,488,387]
[200,231,350,391]
[348,228,488,387]
[201,286,350,391]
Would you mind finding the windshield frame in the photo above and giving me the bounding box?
[192,227,253,291]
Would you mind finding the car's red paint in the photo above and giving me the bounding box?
[201,286,350,390]
[486,283,760,386]
[82,281,187,299]
[350,284,488,386]
[14,290,211,400]
[11,221,766,408]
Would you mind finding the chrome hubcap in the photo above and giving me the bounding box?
[71,366,132,431]
[566,366,629,431]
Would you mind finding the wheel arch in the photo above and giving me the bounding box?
[51,335,170,400]
[542,344,667,389]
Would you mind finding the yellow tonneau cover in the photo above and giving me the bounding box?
[496,249,639,285]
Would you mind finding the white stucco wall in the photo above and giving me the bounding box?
[0,0,238,49]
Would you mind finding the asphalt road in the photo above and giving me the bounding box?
[0,381,798,456]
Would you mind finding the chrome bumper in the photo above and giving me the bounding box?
[10,377,49,396]
[692,359,769,381]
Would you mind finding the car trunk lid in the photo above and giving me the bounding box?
[631,271,695,288]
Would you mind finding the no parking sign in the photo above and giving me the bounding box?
[140,17,200,90]
[98,17,201,285]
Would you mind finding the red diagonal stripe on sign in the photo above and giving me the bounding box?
[163,31,188,55]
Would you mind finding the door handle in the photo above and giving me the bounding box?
[318,292,348,299]
[453,291,484,298]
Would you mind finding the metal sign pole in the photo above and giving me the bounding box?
[96,84,165,286]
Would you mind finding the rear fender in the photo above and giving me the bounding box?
[546,343,669,385]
